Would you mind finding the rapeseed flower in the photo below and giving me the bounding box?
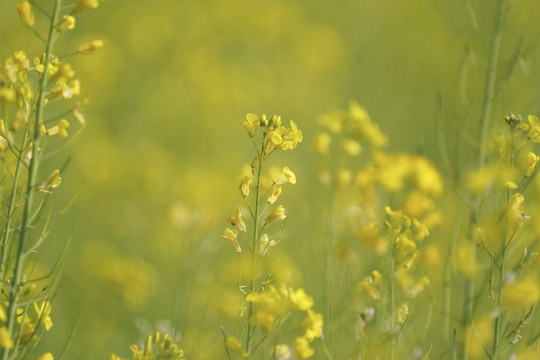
[222,228,241,254]
[77,39,104,54]
[265,205,286,224]
[224,336,248,357]
[16,1,34,27]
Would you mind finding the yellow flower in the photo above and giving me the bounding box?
[280,121,303,150]
[239,175,251,198]
[241,113,260,138]
[0,327,13,349]
[314,132,331,155]
[45,119,70,138]
[258,233,277,256]
[334,168,352,189]
[57,15,76,32]
[526,152,539,176]
[34,301,53,331]
[111,355,127,360]
[274,166,296,185]
[412,219,429,241]
[224,336,248,358]
[407,276,429,298]
[293,336,314,359]
[51,78,81,99]
[221,228,241,254]
[507,193,529,232]
[505,277,540,310]
[227,208,246,233]
[384,206,411,234]
[39,170,62,192]
[77,39,104,55]
[396,303,409,324]
[395,234,416,262]
[302,310,323,341]
[73,0,100,13]
[267,187,282,205]
[17,1,35,27]
[358,270,382,301]
[527,115,540,142]
[38,353,54,360]
[275,345,292,360]
[342,138,362,156]
[249,312,276,335]
[289,288,314,311]
[505,180,518,189]
[265,205,286,224]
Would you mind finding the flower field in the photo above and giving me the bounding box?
[2,0,540,359]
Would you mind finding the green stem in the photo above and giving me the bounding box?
[246,138,265,354]
[478,0,505,169]
[1,1,62,359]
[443,202,464,341]
[491,236,508,360]
[460,1,505,358]
[390,237,397,360]
[0,129,30,283]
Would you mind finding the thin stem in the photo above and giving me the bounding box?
[390,237,397,360]
[443,202,465,341]
[491,232,510,360]
[478,0,506,169]
[246,137,265,354]
[0,129,30,282]
[1,1,63,359]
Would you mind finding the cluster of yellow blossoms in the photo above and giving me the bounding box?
[111,332,184,360]
[224,285,322,359]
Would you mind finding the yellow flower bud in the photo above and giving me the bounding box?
[239,176,251,198]
[526,152,539,177]
[267,187,282,205]
[77,39,104,55]
[38,353,54,360]
[57,15,76,32]
[16,1,35,27]
[73,0,100,13]
[342,138,362,156]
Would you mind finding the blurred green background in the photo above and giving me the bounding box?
[2,0,540,358]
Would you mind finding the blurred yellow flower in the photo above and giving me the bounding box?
[0,326,14,349]
[314,132,331,155]
[73,0,100,13]
[527,115,540,142]
[526,152,539,176]
[57,15,76,32]
[293,336,314,359]
[342,138,362,156]
[38,353,54,360]
[224,336,248,357]
[16,1,34,27]
[289,288,314,311]
[77,39,104,54]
